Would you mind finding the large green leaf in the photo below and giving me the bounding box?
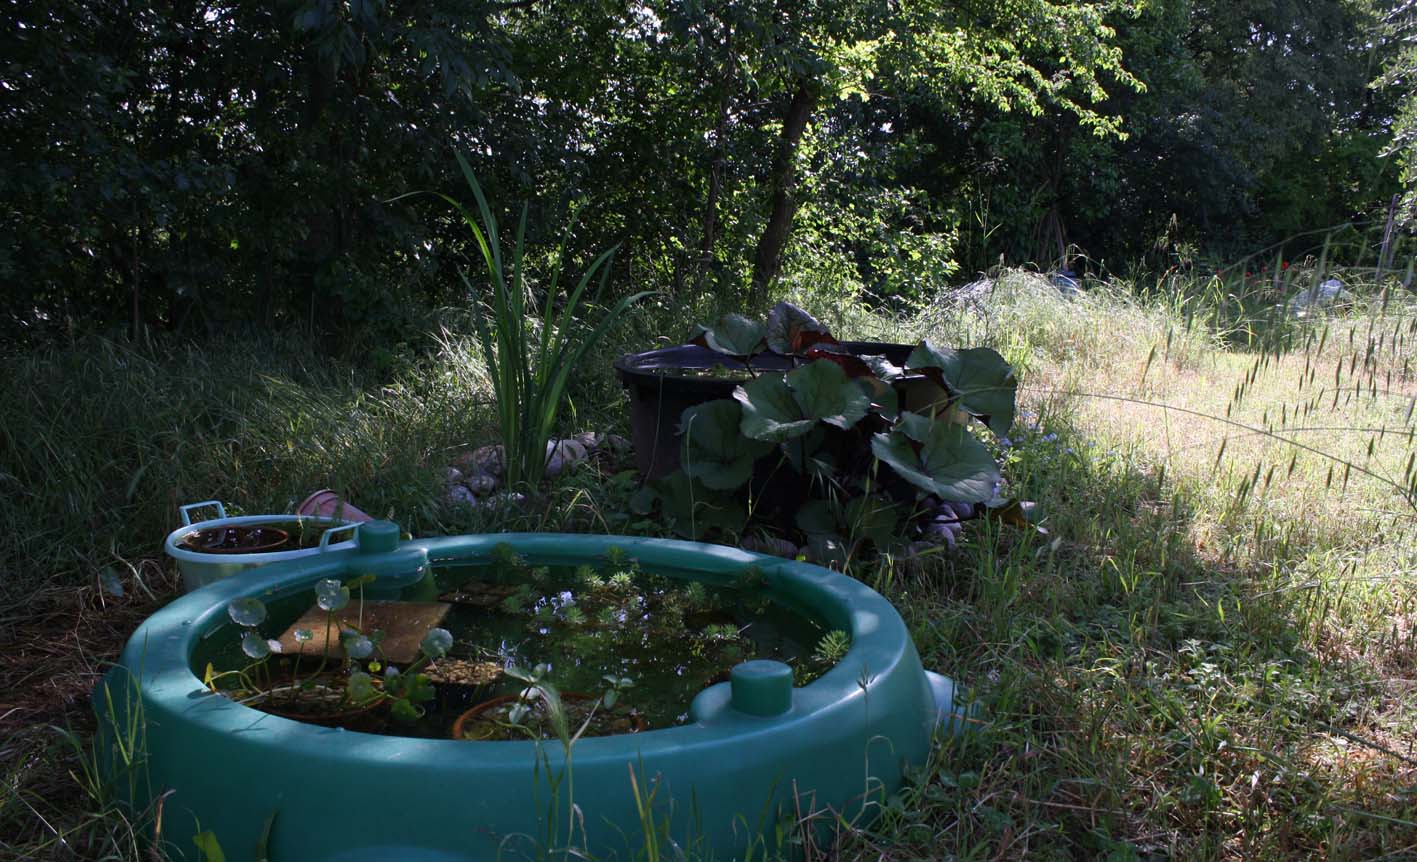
[787,359,870,429]
[905,343,1017,436]
[766,302,838,355]
[870,415,1000,502]
[798,495,900,551]
[652,472,746,539]
[629,472,746,540]
[858,377,899,421]
[688,313,767,357]
[734,359,870,442]
[781,426,835,482]
[795,498,839,536]
[735,374,815,442]
[679,400,772,490]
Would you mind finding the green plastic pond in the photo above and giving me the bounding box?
[97,523,966,861]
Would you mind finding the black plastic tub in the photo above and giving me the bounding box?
[613,341,939,479]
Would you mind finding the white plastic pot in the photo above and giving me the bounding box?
[164,500,359,593]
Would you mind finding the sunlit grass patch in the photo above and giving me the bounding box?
[878,269,1417,860]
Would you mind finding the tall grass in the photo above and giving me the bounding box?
[867,263,1417,860]
[0,332,492,606]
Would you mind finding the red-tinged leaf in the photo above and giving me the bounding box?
[803,347,874,379]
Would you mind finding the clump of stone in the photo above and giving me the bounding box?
[446,432,631,507]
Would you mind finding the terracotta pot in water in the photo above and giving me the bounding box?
[245,682,386,731]
[451,692,646,740]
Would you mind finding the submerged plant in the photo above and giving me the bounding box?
[812,629,851,664]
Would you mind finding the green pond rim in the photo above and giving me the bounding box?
[99,527,969,861]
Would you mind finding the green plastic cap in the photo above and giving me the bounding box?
[356,520,400,554]
[729,660,793,717]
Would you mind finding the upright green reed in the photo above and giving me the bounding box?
[435,151,651,492]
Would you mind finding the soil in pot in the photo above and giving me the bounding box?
[182,524,290,554]
[177,518,338,554]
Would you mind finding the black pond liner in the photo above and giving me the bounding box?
[613,341,934,480]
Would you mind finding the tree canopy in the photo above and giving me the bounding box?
[1,0,1409,343]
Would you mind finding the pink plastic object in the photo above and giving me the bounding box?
[296,489,373,523]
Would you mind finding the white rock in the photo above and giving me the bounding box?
[1287,277,1349,318]
[471,445,505,476]
[475,491,527,509]
[448,485,477,506]
[597,434,631,455]
[465,472,498,495]
[445,466,465,486]
[544,439,590,478]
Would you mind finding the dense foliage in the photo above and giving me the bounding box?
[2,0,1411,342]
[630,303,1023,561]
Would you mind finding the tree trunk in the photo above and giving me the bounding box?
[700,29,736,261]
[750,79,818,301]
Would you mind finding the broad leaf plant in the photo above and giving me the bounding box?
[634,303,1031,562]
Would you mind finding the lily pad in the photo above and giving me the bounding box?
[347,671,377,703]
[679,400,773,490]
[315,578,350,612]
[905,343,1017,435]
[227,597,268,628]
[871,414,1000,502]
[341,631,374,659]
[766,302,838,355]
[688,313,768,357]
[420,627,453,659]
[240,631,271,660]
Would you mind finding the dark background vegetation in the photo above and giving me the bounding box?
[4,0,1414,353]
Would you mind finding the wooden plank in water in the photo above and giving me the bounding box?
[275,601,450,664]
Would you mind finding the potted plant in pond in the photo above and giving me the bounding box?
[615,303,956,479]
[626,305,1035,561]
[451,665,644,741]
[206,576,454,729]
